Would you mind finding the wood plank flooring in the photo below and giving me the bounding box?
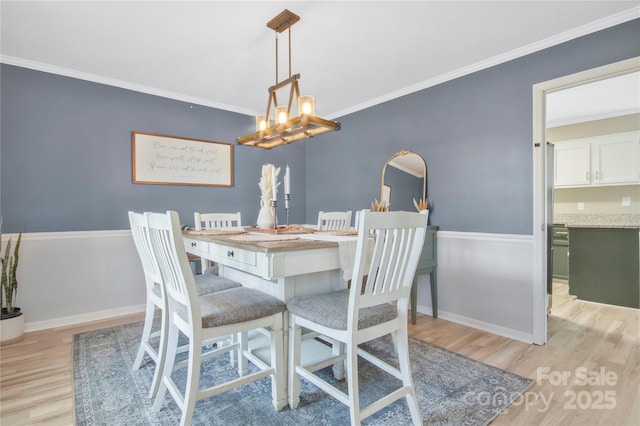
[1,282,638,425]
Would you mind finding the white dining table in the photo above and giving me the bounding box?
[183,229,354,386]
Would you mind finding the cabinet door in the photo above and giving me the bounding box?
[554,141,590,187]
[592,132,640,185]
[552,244,569,280]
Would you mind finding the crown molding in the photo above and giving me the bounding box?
[0,55,258,117]
[327,6,640,120]
[2,7,638,120]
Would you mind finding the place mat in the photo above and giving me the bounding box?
[314,229,358,236]
[229,234,300,242]
[185,229,246,235]
[244,225,315,235]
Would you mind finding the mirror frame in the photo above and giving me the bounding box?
[380,150,427,209]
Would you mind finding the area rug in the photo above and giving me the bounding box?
[73,321,532,425]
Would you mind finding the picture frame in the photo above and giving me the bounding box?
[132,131,233,186]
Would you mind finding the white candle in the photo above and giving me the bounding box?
[272,165,277,202]
[284,165,290,195]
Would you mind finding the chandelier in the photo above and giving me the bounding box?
[236,9,341,149]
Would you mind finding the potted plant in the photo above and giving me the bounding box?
[1,226,23,345]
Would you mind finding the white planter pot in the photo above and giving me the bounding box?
[1,310,25,346]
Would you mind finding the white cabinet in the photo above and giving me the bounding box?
[554,131,640,188]
[592,134,640,185]
[554,142,590,186]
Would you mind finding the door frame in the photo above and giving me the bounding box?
[531,56,640,345]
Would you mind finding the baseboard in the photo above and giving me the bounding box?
[416,303,534,344]
[24,304,146,332]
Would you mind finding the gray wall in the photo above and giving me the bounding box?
[306,19,640,234]
[1,19,639,235]
[0,66,307,232]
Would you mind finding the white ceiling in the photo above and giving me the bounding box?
[1,1,638,120]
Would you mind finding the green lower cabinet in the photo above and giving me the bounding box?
[552,243,569,280]
[568,227,639,309]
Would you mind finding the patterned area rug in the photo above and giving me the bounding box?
[73,321,531,425]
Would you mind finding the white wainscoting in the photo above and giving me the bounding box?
[16,230,535,342]
[414,230,535,343]
[14,230,146,332]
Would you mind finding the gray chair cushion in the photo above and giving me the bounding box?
[203,265,219,275]
[194,273,241,295]
[287,289,397,330]
[152,274,241,298]
[184,287,285,328]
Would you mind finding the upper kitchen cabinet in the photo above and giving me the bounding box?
[554,141,590,186]
[554,131,640,188]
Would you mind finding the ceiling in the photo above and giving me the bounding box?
[1,1,638,120]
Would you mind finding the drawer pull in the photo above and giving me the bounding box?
[191,242,196,247]
[227,250,234,257]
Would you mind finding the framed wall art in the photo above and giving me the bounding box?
[132,132,233,186]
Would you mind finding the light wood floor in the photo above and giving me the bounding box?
[1,282,638,425]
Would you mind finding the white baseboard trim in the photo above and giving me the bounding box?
[25,304,146,332]
[416,303,534,344]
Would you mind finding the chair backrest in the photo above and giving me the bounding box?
[195,212,242,230]
[348,209,428,325]
[317,210,352,231]
[128,211,163,291]
[146,211,201,321]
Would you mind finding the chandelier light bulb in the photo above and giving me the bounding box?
[256,115,267,132]
[275,106,289,124]
[298,95,315,116]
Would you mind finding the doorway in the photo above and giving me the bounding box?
[531,56,640,345]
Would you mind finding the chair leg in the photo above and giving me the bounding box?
[152,322,179,413]
[239,331,248,376]
[396,326,422,426]
[148,303,168,399]
[270,314,286,411]
[229,332,238,368]
[180,332,202,426]
[331,340,346,380]
[288,319,302,410]
[391,330,398,354]
[346,342,362,426]
[132,298,156,371]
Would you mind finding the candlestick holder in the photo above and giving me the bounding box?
[285,194,291,226]
[271,199,278,229]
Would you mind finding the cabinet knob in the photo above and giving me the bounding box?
[227,250,234,257]
[191,242,196,247]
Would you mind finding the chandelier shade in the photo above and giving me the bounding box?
[236,9,341,149]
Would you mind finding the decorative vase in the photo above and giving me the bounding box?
[1,308,24,346]
[257,199,274,229]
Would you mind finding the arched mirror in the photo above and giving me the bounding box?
[380,150,427,211]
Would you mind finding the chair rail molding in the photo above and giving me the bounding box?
[18,229,535,343]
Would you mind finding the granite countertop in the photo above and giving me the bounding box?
[554,213,640,229]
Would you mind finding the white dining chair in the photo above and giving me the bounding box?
[128,211,242,399]
[317,210,352,231]
[194,211,242,273]
[287,209,428,425]
[148,211,286,425]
